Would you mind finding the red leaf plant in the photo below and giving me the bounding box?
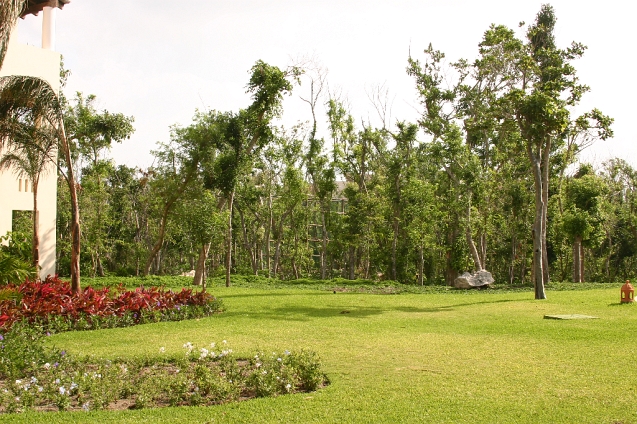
[0,276,220,331]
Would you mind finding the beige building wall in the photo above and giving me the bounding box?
[0,26,60,278]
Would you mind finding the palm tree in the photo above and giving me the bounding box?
[0,1,82,292]
[0,83,82,293]
[0,121,57,271]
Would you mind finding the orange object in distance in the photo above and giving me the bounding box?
[621,280,635,303]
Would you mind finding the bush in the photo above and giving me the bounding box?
[0,276,223,333]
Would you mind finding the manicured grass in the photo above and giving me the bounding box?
[3,282,636,423]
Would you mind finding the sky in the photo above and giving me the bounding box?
[15,0,637,170]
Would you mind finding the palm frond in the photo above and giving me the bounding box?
[0,75,62,124]
[0,0,26,68]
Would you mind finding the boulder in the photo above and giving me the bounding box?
[453,270,494,289]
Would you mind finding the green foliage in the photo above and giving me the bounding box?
[0,329,327,414]
[0,232,36,284]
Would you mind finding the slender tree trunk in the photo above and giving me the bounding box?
[572,235,583,283]
[418,245,424,285]
[541,138,551,285]
[273,211,290,277]
[579,241,585,282]
[31,180,40,272]
[391,217,398,280]
[480,232,487,269]
[529,153,546,299]
[265,194,272,277]
[466,226,483,272]
[348,245,356,280]
[96,256,105,277]
[60,127,81,293]
[320,207,328,279]
[445,224,459,286]
[509,233,517,285]
[225,190,235,287]
[193,242,210,289]
[465,202,483,271]
[238,207,258,274]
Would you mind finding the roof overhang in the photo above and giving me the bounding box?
[20,0,70,18]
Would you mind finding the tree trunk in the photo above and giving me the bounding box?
[272,211,290,277]
[265,194,272,277]
[193,242,211,289]
[509,233,517,284]
[348,245,356,280]
[96,256,105,277]
[541,137,552,285]
[320,207,328,279]
[60,127,81,293]
[466,225,483,271]
[238,207,258,274]
[572,235,583,283]
[465,202,483,272]
[31,180,40,272]
[418,245,424,285]
[391,217,398,280]
[527,146,546,300]
[225,190,235,287]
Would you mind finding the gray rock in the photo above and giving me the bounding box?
[453,270,494,289]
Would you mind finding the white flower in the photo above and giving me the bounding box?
[222,340,227,344]
[37,386,43,392]
[30,376,37,384]
[43,363,51,370]
[70,382,78,390]
[284,350,291,356]
[199,348,209,359]
[256,362,261,368]
[277,358,282,362]
[59,386,66,395]
[159,346,166,353]
[82,402,90,412]
[210,342,216,348]
[285,383,292,391]
[55,378,60,384]
[262,370,267,375]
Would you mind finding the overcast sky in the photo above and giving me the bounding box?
[16,0,637,170]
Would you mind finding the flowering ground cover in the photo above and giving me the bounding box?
[0,276,223,332]
[0,322,327,413]
[0,279,635,423]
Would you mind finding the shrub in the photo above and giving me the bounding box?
[0,276,223,333]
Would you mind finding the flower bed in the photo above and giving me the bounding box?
[0,276,223,333]
[0,324,328,413]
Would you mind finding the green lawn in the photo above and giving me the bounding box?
[3,283,636,423]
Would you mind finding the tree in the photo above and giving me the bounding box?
[0,120,57,270]
[1,1,81,291]
[504,6,612,297]
[64,93,134,276]
[0,76,82,292]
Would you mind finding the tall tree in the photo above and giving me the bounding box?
[0,76,81,292]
